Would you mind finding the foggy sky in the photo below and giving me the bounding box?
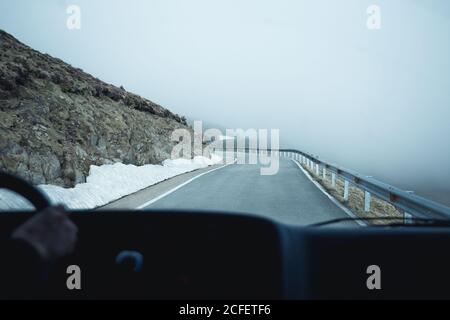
[0,0,449,204]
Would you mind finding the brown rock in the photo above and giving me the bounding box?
[0,29,192,187]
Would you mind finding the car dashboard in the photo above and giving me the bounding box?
[1,210,450,300]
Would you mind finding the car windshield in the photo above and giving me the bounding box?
[1,1,450,228]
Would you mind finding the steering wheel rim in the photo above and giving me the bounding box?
[0,171,51,211]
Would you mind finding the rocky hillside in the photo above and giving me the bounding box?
[0,30,191,187]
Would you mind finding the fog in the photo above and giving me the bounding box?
[1,0,449,205]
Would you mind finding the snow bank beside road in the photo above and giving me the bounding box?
[162,154,222,168]
[0,155,223,211]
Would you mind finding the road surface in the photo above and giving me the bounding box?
[142,158,355,226]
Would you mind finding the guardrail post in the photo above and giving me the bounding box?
[315,163,319,175]
[322,166,326,179]
[364,191,371,212]
[331,173,336,188]
[343,180,349,201]
[404,212,413,224]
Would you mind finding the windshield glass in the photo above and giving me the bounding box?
[1,1,450,228]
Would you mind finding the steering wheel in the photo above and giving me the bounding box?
[0,171,51,211]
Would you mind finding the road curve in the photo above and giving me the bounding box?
[144,158,356,226]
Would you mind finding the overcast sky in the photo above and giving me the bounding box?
[0,0,449,204]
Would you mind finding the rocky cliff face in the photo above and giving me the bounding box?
[0,30,190,187]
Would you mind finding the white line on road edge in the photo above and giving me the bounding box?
[136,160,236,209]
[291,159,367,227]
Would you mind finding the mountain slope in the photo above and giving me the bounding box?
[0,30,190,187]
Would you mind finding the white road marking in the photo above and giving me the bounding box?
[136,161,236,209]
[291,159,367,226]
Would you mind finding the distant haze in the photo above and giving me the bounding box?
[1,0,449,205]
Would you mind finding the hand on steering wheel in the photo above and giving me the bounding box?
[1,171,78,261]
[11,206,78,261]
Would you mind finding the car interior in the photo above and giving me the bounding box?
[1,172,450,300]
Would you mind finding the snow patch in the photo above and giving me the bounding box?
[0,155,223,211]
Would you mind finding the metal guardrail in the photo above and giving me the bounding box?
[234,148,450,221]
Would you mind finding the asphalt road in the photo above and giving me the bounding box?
[145,158,356,226]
